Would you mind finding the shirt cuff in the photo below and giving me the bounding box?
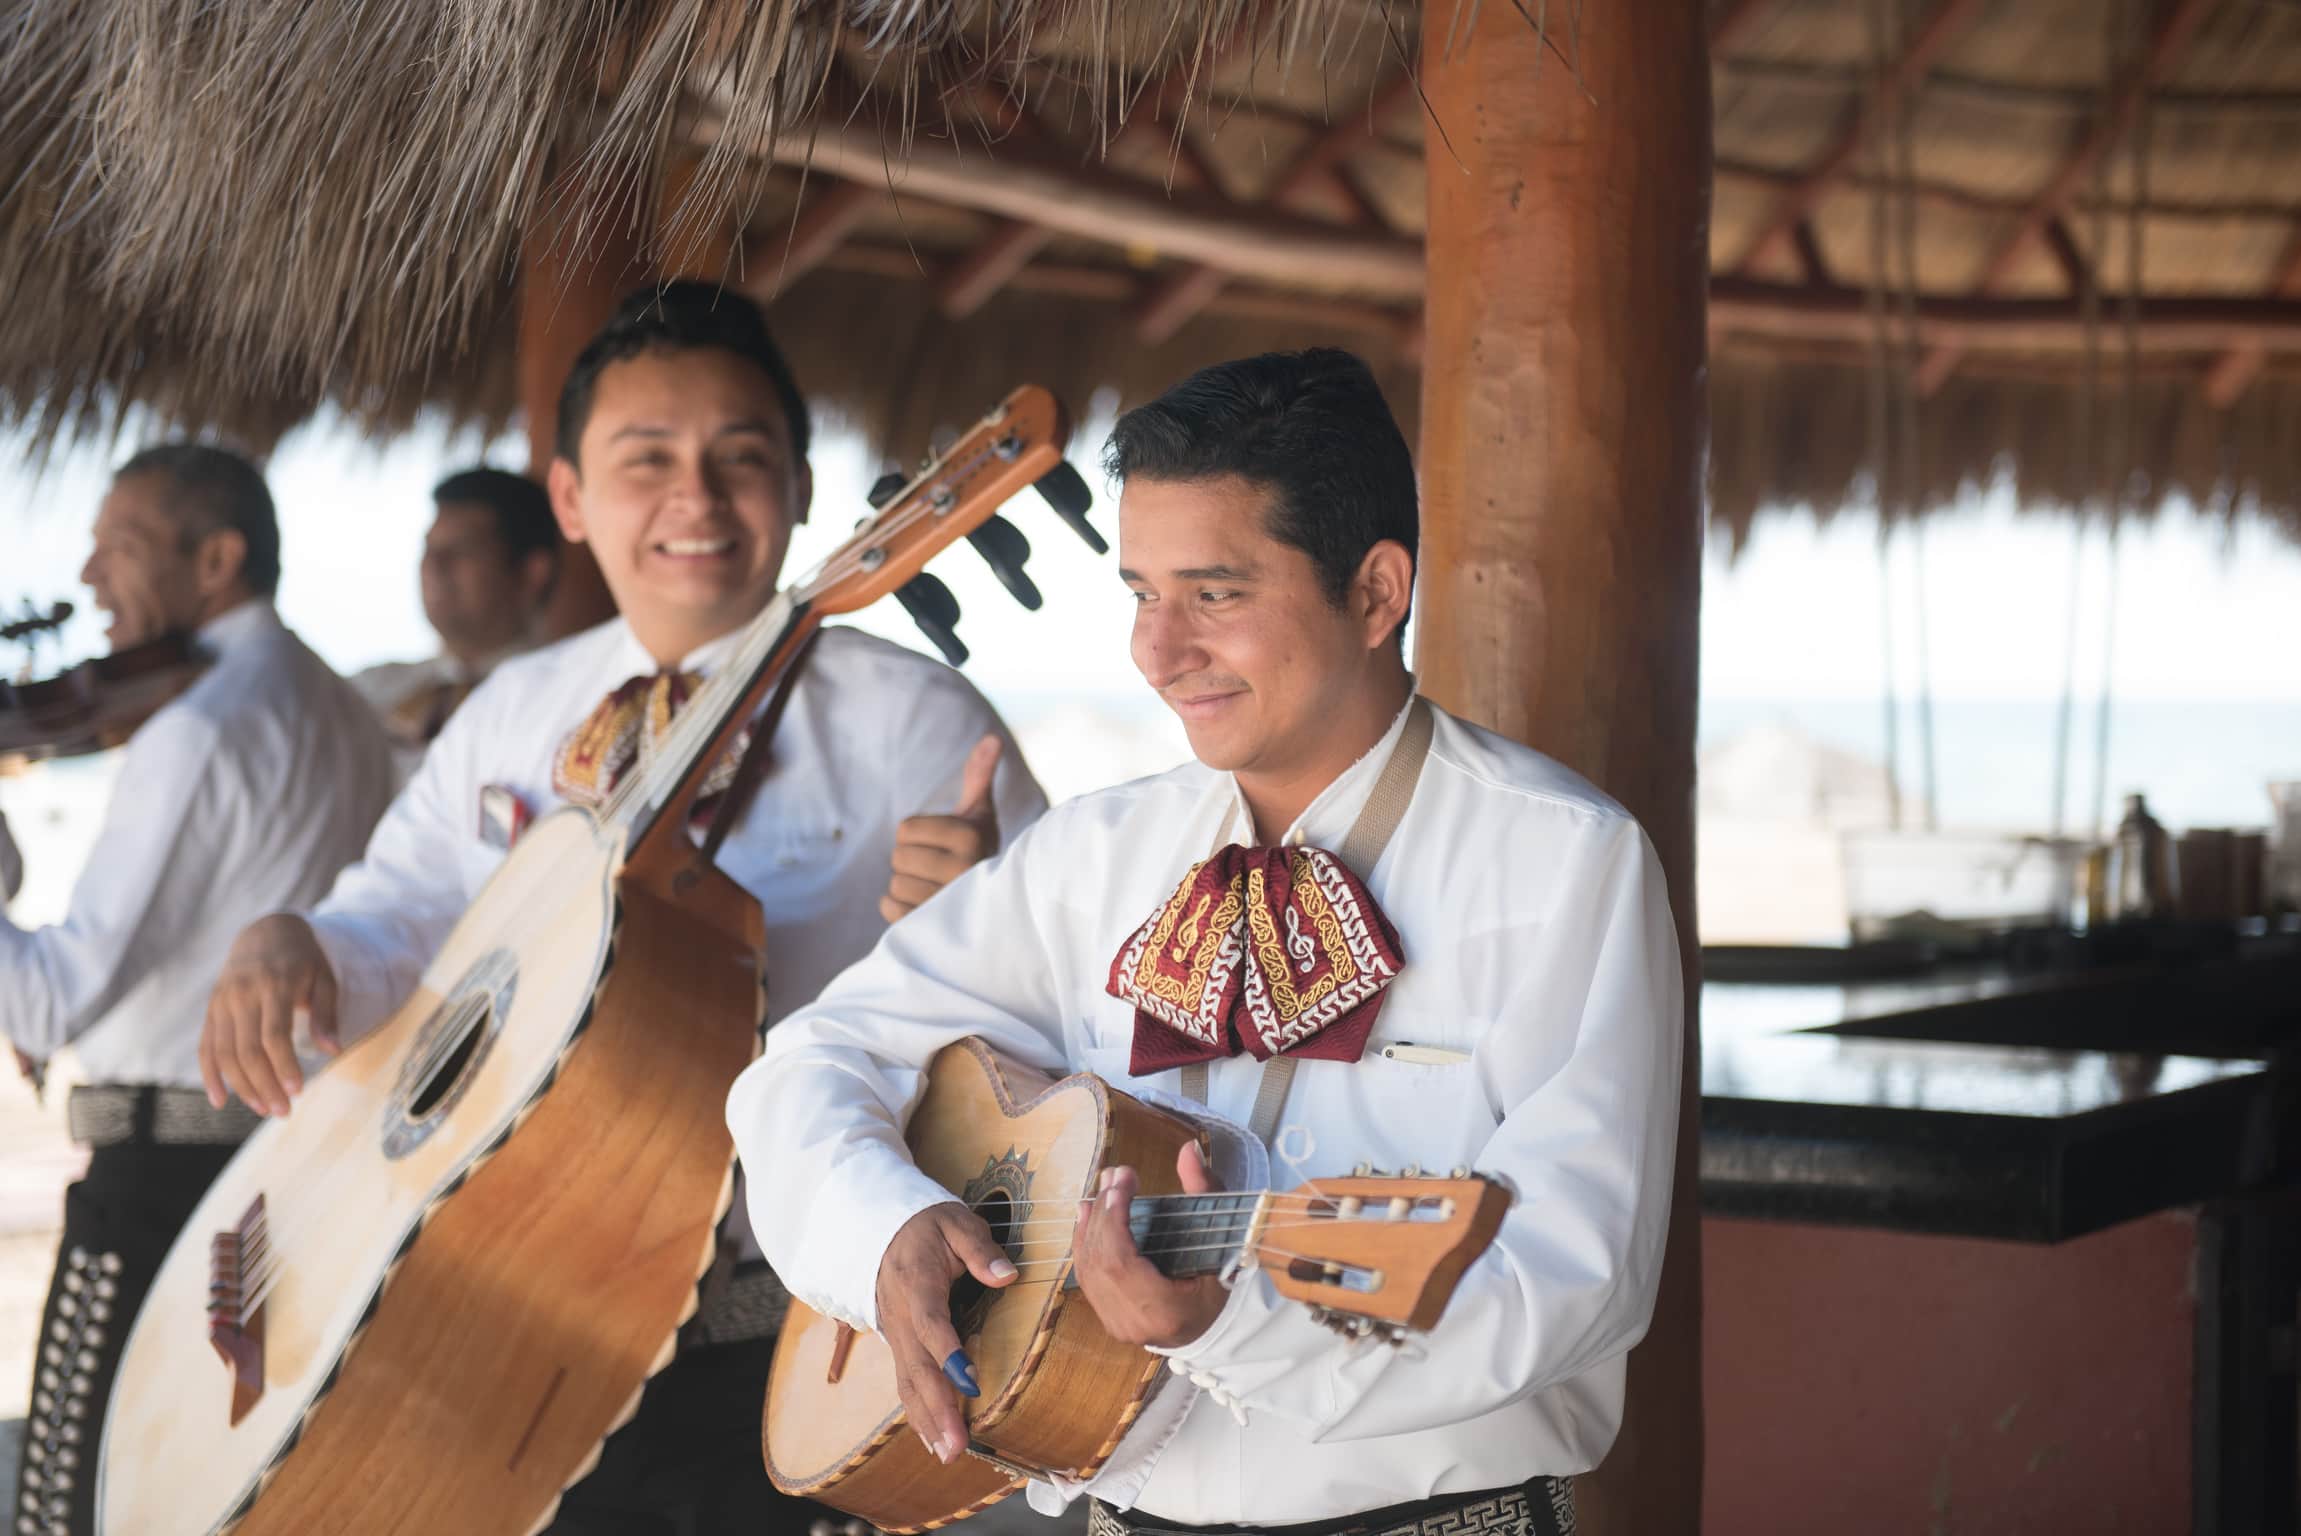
[1147,1259,1273,1368]
[794,1153,960,1334]
[305,914,405,1051]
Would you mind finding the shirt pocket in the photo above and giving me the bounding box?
[1322,1049,1493,1179]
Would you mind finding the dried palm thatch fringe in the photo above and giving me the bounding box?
[1708,351,2301,548]
[2,0,2297,547]
[0,0,1401,454]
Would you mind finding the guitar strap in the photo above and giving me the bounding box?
[1177,696,1434,1145]
[677,629,821,894]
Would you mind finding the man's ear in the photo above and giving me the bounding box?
[791,459,814,527]
[546,457,590,545]
[1354,540,1414,651]
[193,527,250,599]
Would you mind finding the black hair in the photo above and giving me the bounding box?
[554,281,811,466]
[1103,348,1417,629]
[113,443,281,598]
[431,467,561,586]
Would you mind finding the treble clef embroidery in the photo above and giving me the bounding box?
[1171,893,1213,964]
[1284,905,1316,973]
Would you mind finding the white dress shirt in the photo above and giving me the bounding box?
[0,601,396,1088]
[307,617,1049,1255]
[728,697,1684,1524]
[352,647,525,789]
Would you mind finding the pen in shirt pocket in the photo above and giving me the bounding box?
[1377,1041,1471,1065]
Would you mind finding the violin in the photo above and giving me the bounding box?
[1,600,210,768]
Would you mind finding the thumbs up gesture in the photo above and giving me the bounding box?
[881,734,1004,924]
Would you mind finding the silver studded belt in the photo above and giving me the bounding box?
[64,1084,260,1149]
[1088,1481,1576,1536]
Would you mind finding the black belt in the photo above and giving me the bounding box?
[1089,1479,1576,1536]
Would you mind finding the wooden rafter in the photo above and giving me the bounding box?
[934,219,1058,318]
[1727,0,1987,277]
[1710,0,1776,53]
[1913,0,2222,395]
[742,180,879,300]
[1710,277,2301,352]
[2042,217,2092,294]
[1131,70,1420,342]
[752,115,1426,297]
[2203,224,2301,407]
[1790,220,1832,287]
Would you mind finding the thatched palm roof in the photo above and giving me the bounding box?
[3,0,2298,539]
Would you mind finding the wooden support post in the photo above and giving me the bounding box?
[519,178,649,640]
[1416,3,1706,1533]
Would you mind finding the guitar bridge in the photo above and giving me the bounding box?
[207,1193,268,1425]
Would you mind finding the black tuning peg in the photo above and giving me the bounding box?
[866,470,907,510]
[1032,462,1106,554]
[894,572,967,667]
[966,516,1042,611]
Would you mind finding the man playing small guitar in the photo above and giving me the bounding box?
[199,284,1047,1534]
[732,350,1684,1536]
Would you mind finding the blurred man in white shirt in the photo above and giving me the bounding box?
[351,466,560,784]
[3,445,394,1536]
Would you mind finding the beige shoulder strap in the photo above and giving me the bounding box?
[1178,696,1434,1144]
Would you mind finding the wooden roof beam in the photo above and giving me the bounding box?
[934,218,1058,318]
[1727,0,1988,277]
[1711,276,2301,352]
[1127,70,1421,341]
[2042,216,2092,294]
[756,115,1425,298]
[1710,0,1777,53]
[1914,0,2222,395]
[742,179,880,300]
[2203,224,2301,408]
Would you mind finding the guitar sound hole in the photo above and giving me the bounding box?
[950,1190,1017,1339]
[408,996,490,1118]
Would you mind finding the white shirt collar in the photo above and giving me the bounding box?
[195,598,279,656]
[602,617,754,682]
[1222,684,1419,849]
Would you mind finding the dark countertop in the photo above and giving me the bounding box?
[1695,943,2298,1241]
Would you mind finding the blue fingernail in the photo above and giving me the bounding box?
[943,1349,980,1398]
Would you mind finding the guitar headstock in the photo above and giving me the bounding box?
[796,386,1099,656]
[1252,1170,1512,1339]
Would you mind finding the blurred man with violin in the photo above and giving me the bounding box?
[732,351,1683,1536]
[350,466,561,785]
[3,443,395,1536]
[199,282,1047,1535]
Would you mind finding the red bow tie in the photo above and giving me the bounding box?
[1107,843,1405,1076]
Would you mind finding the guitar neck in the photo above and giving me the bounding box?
[1124,1192,1268,1281]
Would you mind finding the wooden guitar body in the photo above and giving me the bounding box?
[765,1039,1203,1532]
[98,809,766,1535]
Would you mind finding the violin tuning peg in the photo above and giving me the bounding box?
[1351,1162,1371,1177]
[893,573,967,668]
[1401,1163,1422,1179]
[966,515,1042,611]
[1032,462,1106,554]
[865,470,907,511]
[1449,1166,1471,1180]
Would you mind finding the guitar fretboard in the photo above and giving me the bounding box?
[1126,1192,1268,1280]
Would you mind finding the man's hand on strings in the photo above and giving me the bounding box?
[881,734,1003,924]
[201,913,340,1117]
[873,1201,1018,1465]
[1073,1141,1230,1350]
